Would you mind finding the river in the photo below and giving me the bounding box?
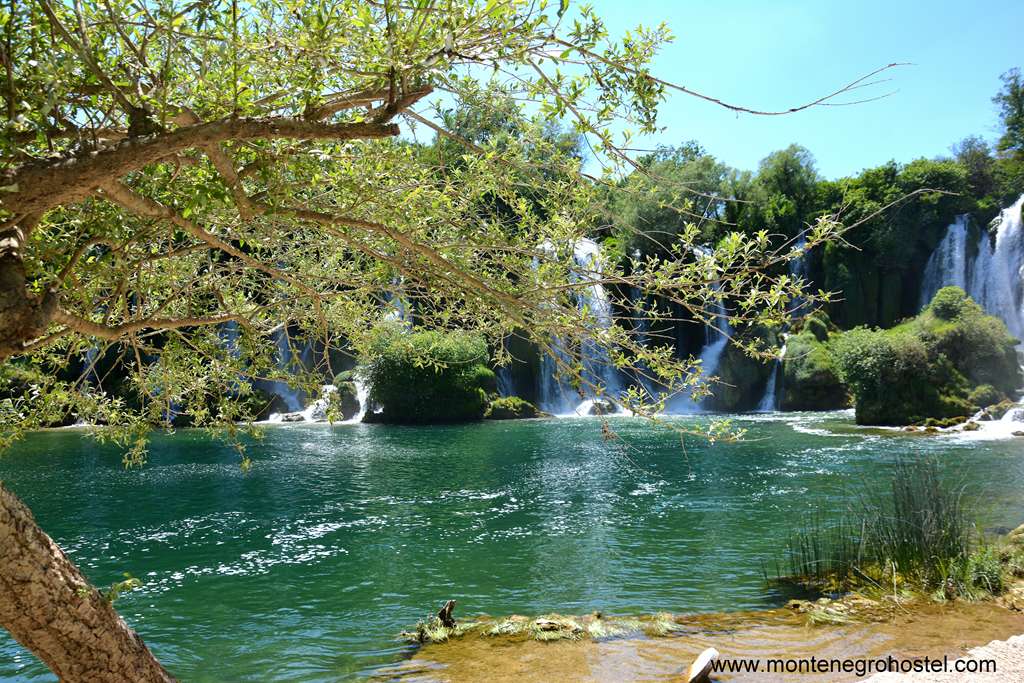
[2,413,1023,681]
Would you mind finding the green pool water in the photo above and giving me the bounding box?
[1,412,1023,681]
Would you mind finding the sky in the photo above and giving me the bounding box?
[585,0,1024,179]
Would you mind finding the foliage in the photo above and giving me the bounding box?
[827,288,1018,425]
[0,0,851,455]
[780,330,848,411]
[102,573,143,603]
[929,286,970,320]
[994,68,1024,158]
[967,384,1002,409]
[775,459,1006,600]
[366,328,496,423]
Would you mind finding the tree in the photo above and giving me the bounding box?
[747,144,821,238]
[994,68,1024,157]
[0,1,891,678]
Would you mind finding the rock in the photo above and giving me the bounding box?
[785,599,812,612]
[485,396,541,420]
[334,382,361,420]
[588,400,615,416]
[962,421,981,431]
[997,582,1024,611]
[685,647,719,683]
[1014,430,1024,437]
[902,425,919,432]
[780,331,850,411]
[278,412,305,423]
[1008,524,1024,544]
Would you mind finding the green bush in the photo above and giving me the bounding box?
[780,331,849,411]
[929,286,969,320]
[366,328,496,423]
[968,384,1003,409]
[800,310,832,342]
[828,288,1019,425]
[831,327,970,425]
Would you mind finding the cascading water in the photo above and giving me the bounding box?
[921,195,1024,435]
[265,328,309,412]
[666,247,732,413]
[756,340,787,412]
[535,238,623,415]
[495,367,517,398]
[788,232,811,315]
[920,195,1024,339]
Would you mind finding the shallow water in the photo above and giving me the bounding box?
[389,603,1024,682]
[1,412,1023,681]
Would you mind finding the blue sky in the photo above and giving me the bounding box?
[586,0,1023,179]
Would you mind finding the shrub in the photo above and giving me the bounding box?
[366,328,496,423]
[780,332,849,410]
[776,459,982,596]
[929,286,970,320]
[968,384,1003,408]
[830,328,969,424]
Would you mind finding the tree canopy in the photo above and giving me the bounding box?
[0,0,867,453]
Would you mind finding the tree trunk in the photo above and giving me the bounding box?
[0,215,56,361]
[0,482,175,682]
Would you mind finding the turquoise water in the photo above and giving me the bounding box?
[1,413,1023,681]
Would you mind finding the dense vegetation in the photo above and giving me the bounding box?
[777,459,1018,602]
[365,329,497,424]
[605,68,1024,331]
[828,287,1022,425]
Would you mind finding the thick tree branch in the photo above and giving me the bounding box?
[52,309,244,340]
[98,181,318,297]
[2,118,399,217]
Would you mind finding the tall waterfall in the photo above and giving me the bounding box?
[756,340,787,412]
[666,248,733,413]
[788,232,811,314]
[920,195,1024,340]
[536,238,623,415]
[265,328,312,412]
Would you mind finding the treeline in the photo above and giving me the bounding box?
[602,68,1024,329]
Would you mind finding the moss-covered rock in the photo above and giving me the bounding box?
[365,328,497,424]
[706,325,780,412]
[780,331,850,411]
[331,381,361,420]
[485,396,542,419]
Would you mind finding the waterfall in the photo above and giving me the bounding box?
[789,232,811,314]
[755,340,787,412]
[349,377,371,422]
[535,238,623,415]
[496,366,517,398]
[919,214,970,310]
[920,196,1024,430]
[264,328,308,412]
[666,247,732,413]
[920,196,1024,340]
